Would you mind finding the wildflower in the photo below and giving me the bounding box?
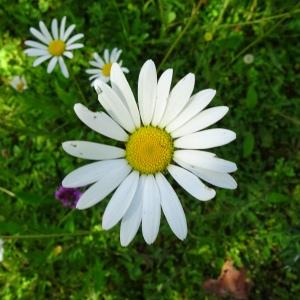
[24,16,84,78]
[0,239,4,262]
[10,76,27,92]
[55,185,82,208]
[243,54,254,64]
[86,48,129,85]
[62,60,237,246]
[204,32,213,42]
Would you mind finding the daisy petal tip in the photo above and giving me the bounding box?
[101,219,112,231]
[75,202,86,210]
[120,236,131,247]
[73,103,82,111]
[204,190,216,201]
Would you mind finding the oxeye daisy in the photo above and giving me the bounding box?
[61,60,237,246]
[10,76,27,92]
[24,16,84,78]
[86,48,129,85]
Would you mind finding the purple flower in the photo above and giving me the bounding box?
[55,185,82,208]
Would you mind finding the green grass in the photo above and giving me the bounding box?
[0,0,300,299]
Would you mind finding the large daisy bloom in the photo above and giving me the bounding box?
[86,48,129,85]
[24,16,84,78]
[10,76,28,92]
[62,60,237,246]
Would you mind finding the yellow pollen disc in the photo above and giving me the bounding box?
[126,126,174,174]
[16,82,24,92]
[48,40,65,56]
[102,63,112,77]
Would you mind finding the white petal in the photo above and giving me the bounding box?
[102,171,139,230]
[95,80,136,132]
[110,47,118,62]
[142,175,161,244]
[151,69,173,126]
[74,103,128,141]
[62,159,127,188]
[51,19,58,40]
[114,49,122,62]
[138,60,157,125]
[166,89,216,132]
[174,150,237,173]
[121,67,129,73]
[110,63,141,128]
[58,56,69,78]
[171,106,229,138]
[10,76,18,89]
[120,176,145,246]
[66,33,84,46]
[59,16,66,40]
[30,27,49,44]
[174,129,236,149]
[47,56,58,73]
[76,161,131,209]
[188,166,237,189]
[168,164,216,201]
[89,61,102,68]
[24,40,47,50]
[159,73,195,127]
[86,68,100,75]
[24,48,49,56]
[63,51,73,59]
[62,24,75,41]
[155,173,187,240]
[89,74,101,81]
[66,43,84,50]
[62,141,125,160]
[32,55,51,67]
[38,21,52,42]
[104,49,109,63]
[93,52,105,66]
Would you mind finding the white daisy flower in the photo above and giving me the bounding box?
[0,239,4,262]
[24,16,84,78]
[62,60,237,246]
[86,48,129,85]
[10,76,28,92]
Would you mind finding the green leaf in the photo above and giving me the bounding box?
[266,192,289,204]
[243,132,255,157]
[246,85,257,108]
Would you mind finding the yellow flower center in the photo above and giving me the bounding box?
[16,82,25,92]
[102,63,112,77]
[48,40,65,56]
[126,126,174,174]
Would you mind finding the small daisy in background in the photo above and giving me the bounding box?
[55,185,82,208]
[10,76,27,92]
[86,48,129,85]
[61,60,237,246]
[0,239,4,262]
[24,16,84,78]
[243,54,254,64]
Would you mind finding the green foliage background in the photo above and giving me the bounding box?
[0,0,299,299]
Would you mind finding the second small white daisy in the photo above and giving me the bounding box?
[24,16,84,78]
[10,76,28,92]
[86,48,129,85]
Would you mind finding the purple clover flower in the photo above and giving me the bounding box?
[55,185,82,208]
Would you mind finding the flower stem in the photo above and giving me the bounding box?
[1,231,95,240]
[158,0,205,71]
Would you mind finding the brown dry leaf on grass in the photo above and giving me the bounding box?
[203,260,252,299]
